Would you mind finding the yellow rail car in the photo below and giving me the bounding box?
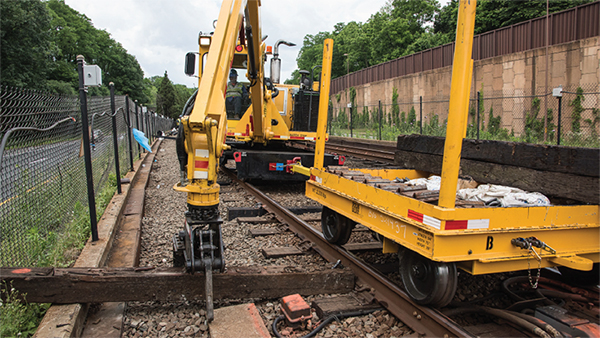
[292,0,599,307]
[304,167,599,306]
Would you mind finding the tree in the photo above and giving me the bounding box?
[434,0,595,40]
[1,0,54,89]
[142,76,162,109]
[45,0,146,100]
[156,71,176,118]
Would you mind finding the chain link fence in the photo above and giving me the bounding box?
[0,86,174,266]
[330,83,599,148]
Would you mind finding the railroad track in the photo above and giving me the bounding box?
[290,136,396,163]
[221,166,469,337]
[6,139,597,337]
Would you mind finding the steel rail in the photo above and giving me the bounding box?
[325,143,395,162]
[221,167,472,338]
[289,138,396,163]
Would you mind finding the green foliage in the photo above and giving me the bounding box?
[407,106,417,126]
[1,282,50,338]
[45,0,147,100]
[392,87,400,126]
[349,87,357,102]
[434,0,593,42]
[348,87,358,128]
[157,71,177,118]
[1,0,150,100]
[0,171,117,336]
[46,79,76,95]
[524,97,555,143]
[569,87,584,133]
[173,84,196,117]
[0,0,54,89]
[585,108,599,138]
[332,108,349,131]
[395,106,418,134]
[291,0,591,83]
[486,107,500,135]
[424,114,445,136]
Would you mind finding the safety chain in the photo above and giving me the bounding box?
[512,237,555,289]
[526,245,542,289]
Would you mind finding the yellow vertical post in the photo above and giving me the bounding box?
[314,39,334,169]
[438,0,477,209]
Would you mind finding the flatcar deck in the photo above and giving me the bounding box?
[306,166,599,275]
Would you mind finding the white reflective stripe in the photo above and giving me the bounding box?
[467,219,490,229]
[423,215,441,230]
[193,171,208,179]
[279,135,289,139]
[195,149,209,157]
[305,137,314,140]
[234,133,242,136]
[316,176,322,184]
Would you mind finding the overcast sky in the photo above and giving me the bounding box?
[63,0,401,87]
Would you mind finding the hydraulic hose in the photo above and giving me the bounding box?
[271,87,279,99]
[508,311,563,338]
[443,306,551,338]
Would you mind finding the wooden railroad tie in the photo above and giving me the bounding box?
[261,247,305,258]
[248,228,281,237]
[0,266,354,304]
[237,216,278,224]
[312,294,382,319]
[342,242,383,252]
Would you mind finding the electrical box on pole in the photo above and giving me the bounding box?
[84,65,103,87]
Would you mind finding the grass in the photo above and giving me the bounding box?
[0,173,117,337]
[0,282,51,338]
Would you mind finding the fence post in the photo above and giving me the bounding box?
[153,112,157,138]
[146,110,151,144]
[476,91,481,140]
[378,100,382,140]
[148,111,153,144]
[419,96,423,134]
[350,105,353,138]
[109,83,122,194]
[125,96,134,171]
[140,105,145,153]
[557,95,562,146]
[134,100,141,154]
[327,104,332,132]
[552,86,563,146]
[76,55,99,242]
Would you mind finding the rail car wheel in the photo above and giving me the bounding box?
[399,249,457,307]
[321,206,354,245]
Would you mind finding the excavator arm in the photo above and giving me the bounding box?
[175,0,254,220]
[172,0,334,322]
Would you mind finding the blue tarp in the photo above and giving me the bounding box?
[132,128,152,152]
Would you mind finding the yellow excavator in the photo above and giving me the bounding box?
[171,0,334,320]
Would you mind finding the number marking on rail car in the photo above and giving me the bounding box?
[312,188,327,199]
[368,211,406,237]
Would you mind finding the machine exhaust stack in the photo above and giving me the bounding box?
[270,40,296,84]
